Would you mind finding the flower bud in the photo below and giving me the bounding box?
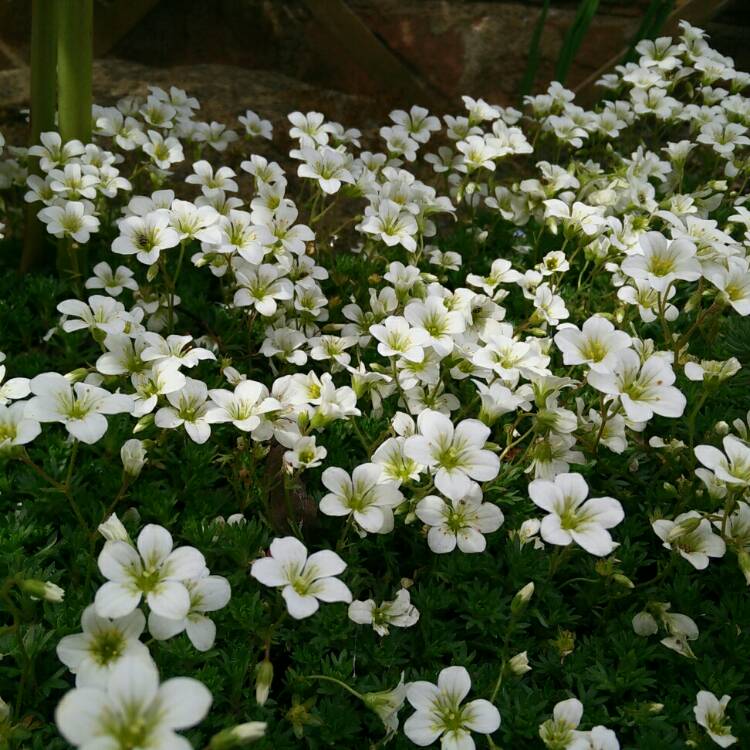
[511,582,535,614]
[714,421,730,436]
[632,611,658,636]
[20,579,64,602]
[120,438,147,478]
[613,573,635,589]
[209,722,267,749]
[648,703,664,714]
[508,651,531,676]
[0,695,9,721]
[134,413,154,434]
[255,658,273,706]
[64,367,90,383]
[737,549,750,586]
[97,512,130,542]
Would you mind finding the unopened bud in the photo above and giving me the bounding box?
[0,696,8,721]
[648,703,664,714]
[65,367,90,384]
[613,573,635,589]
[133,413,154,434]
[120,438,147,478]
[508,651,531,676]
[209,722,267,749]
[738,549,750,586]
[98,512,130,542]
[20,579,64,602]
[255,659,273,706]
[714,421,730,436]
[511,582,535,614]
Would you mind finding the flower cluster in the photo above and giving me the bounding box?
[0,19,748,749]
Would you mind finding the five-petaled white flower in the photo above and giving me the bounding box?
[404,410,500,500]
[320,463,404,534]
[95,524,206,620]
[250,536,352,619]
[26,372,133,444]
[348,588,420,636]
[693,690,737,748]
[528,473,624,556]
[55,655,212,750]
[404,665,500,748]
[416,486,504,554]
[56,604,149,687]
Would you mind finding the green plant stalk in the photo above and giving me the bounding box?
[57,0,93,143]
[555,0,600,85]
[20,0,58,273]
[518,0,550,100]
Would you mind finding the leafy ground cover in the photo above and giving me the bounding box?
[1,19,750,750]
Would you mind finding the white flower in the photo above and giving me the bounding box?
[0,363,30,405]
[320,463,404,533]
[297,146,354,194]
[95,523,206,620]
[416,485,504,553]
[141,333,216,369]
[56,605,149,687]
[348,588,420,636]
[362,673,408,737]
[539,698,587,750]
[149,573,231,651]
[695,435,750,486]
[185,159,238,192]
[0,402,41,448]
[694,691,737,747]
[112,211,180,266]
[705,256,750,315]
[85,261,138,297]
[372,436,423,485]
[621,232,701,292]
[233,263,294,317]
[38,200,100,243]
[370,316,431,363]
[652,511,726,569]
[360,199,419,251]
[27,372,133,444]
[529,473,624,556]
[404,665,500,748]
[250,536,352,619]
[403,410,500,500]
[587,349,686,422]
[57,295,130,336]
[207,380,280,432]
[404,297,466,356]
[239,109,273,139]
[143,129,184,169]
[28,131,84,171]
[55,656,212,750]
[554,317,632,372]
[283,435,328,470]
[155,377,213,444]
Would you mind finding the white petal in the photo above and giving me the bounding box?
[282,586,320,619]
[55,687,109,744]
[98,541,141,583]
[186,614,217,651]
[437,666,472,703]
[107,655,159,711]
[137,524,173,567]
[307,549,347,578]
[463,698,501,733]
[157,677,213,729]
[94,582,142,618]
[310,576,352,603]
[148,581,191,620]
